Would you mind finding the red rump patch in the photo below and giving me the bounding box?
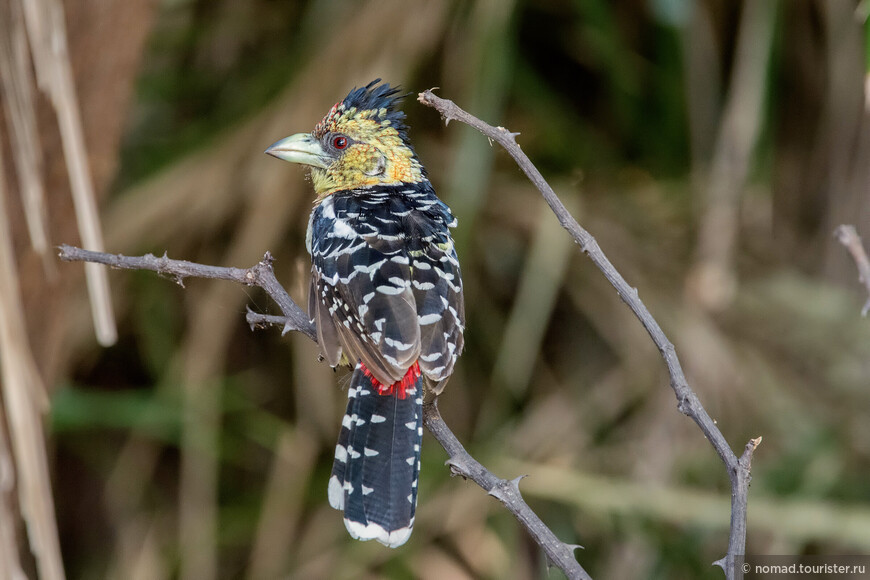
[360,361,421,400]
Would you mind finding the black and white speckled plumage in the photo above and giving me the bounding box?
[309,181,463,547]
[268,81,464,548]
[307,182,463,387]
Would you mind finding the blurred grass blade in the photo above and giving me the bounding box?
[687,0,777,309]
[509,459,870,550]
[20,0,117,346]
[247,429,317,580]
[51,387,180,439]
[493,198,576,395]
[0,410,25,580]
[0,145,65,580]
[444,0,517,253]
[0,0,52,274]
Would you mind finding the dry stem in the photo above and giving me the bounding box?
[418,88,759,580]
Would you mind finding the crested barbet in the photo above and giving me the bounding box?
[265,80,465,548]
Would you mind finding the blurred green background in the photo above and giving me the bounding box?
[5,0,870,578]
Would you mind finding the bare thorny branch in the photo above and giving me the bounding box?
[54,247,316,343]
[58,244,592,580]
[419,89,760,579]
[60,89,760,580]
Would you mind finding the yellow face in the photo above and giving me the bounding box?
[266,91,424,201]
[311,104,424,197]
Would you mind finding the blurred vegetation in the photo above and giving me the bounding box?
[35,0,870,578]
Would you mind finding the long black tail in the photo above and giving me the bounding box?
[328,361,423,548]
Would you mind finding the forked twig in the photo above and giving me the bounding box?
[57,245,315,342]
[58,243,591,580]
[418,88,759,579]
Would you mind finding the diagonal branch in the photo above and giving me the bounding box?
[57,243,591,580]
[418,88,759,579]
[423,399,589,579]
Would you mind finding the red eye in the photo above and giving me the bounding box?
[333,135,348,149]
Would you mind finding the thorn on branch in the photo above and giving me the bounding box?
[417,86,440,101]
[418,89,454,126]
[578,236,597,255]
[495,126,521,143]
[739,436,762,469]
[510,474,528,491]
[444,457,468,480]
[245,306,259,331]
[676,394,692,416]
[489,475,526,502]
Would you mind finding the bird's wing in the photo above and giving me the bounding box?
[309,268,343,367]
[309,198,421,385]
[405,200,465,388]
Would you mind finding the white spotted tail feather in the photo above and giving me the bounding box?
[328,362,423,548]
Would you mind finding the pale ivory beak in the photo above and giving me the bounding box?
[265,133,330,168]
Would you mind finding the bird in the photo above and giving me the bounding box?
[265,80,464,548]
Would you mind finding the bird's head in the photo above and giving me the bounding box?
[266,80,425,200]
